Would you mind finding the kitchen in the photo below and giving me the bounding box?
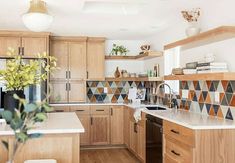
[1,0,235,163]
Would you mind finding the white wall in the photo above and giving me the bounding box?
[145,0,235,73]
[105,39,150,77]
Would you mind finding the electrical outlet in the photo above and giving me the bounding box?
[182,90,189,99]
[215,92,220,103]
[104,87,108,93]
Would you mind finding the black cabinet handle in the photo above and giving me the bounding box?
[22,47,24,56]
[18,47,21,55]
[76,110,85,112]
[66,71,68,78]
[170,129,180,134]
[69,71,71,79]
[91,117,93,125]
[171,150,180,156]
[110,107,113,116]
[66,83,68,91]
[55,110,64,112]
[134,123,138,133]
[86,71,89,79]
[96,109,104,111]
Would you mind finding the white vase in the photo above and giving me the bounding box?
[186,22,201,37]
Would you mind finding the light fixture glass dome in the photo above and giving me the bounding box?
[22,0,53,32]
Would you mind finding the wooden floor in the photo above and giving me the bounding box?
[80,148,141,163]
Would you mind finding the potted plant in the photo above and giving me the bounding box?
[0,48,57,112]
[110,44,129,56]
[1,94,53,163]
[181,8,201,37]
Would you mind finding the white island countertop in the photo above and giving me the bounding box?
[0,112,85,136]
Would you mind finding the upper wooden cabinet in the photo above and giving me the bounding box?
[0,31,50,57]
[87,37,105,81]
[50,37,87,81]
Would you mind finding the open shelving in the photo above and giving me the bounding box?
[164,73,235,81]
[164,26,235,51]
[105,51,163,60]
[105,77,163,82]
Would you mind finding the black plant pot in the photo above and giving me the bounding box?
[4,90,25,112]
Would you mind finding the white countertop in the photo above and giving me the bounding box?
[50,103,235,130]
[0,112,85,136]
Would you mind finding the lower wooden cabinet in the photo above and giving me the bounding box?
[110,106,124,145]
[51,106,70,112]
[124,106,130,147]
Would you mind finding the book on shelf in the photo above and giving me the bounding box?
[197,62,227,67]
[196,65,228,70]
[197,69,229,74]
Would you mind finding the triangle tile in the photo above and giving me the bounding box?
[111,82,117,88]
[199,81,205,90]
[101,81,106,87]
[226,81,233,93]
[230,94,235,106]
[213,105,219,115]
[206,104,211,114]
[221,106,229,118]
[184,82,189,89]
[91,88,96,94]
[209,107,215,116]
[87,88,93,95]
[87,81,93,87]
[209,92,215,104]
[91,81,98,87]
[179,81,183,89]
[221,81,229,92]
[202,82,209,91]
[205,93,211,103]
[193,81,200,90]
[97,88,104,94]
[199,93,204,103]
[124,82,130,88]
[216,81,224,93]
[209,82,215,91]
[108,81,113,87]
[225,108,233,120]
[225,93,233,104]
[97,82,103,87]
[230,81,235,92]
[212,81,219,90]
[111,88,117,93]
[115,89,120,94]
[201,105,208,115]
[193,92,198,102]
[217,107,224,118]
[220,93,225,104]
[188,90,194,100]
[108,87,112,94]
[87,94,93,100]
[199,103,204,112]
[131,82,137,87]
[195,91,201,101]
[206,81,212,91]
[118,96,124,103]
[189,101,195,112]
[94,89,100,94]
[188,81,194,90]
[111,96,117,103]
[221,94,228,106]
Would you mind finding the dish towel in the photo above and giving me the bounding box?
[133,108,144,123]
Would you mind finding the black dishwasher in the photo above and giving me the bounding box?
[146,114,163,163]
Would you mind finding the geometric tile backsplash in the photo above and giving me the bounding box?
[178,80,235,120]
[87,81,147,103]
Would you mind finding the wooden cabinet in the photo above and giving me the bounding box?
[110,106,124,145]
[51,106,70,112]
[49,81,68,103]
[0,137,8,163]
[0,31,49,57]
[50,37,87,81]
[90,106,110,145]
[87,37,105,81]
[0,36,21,55]
[71,106,91,146]
[128,107,146,162]
[124,106,130,147]
[69,81,86,103]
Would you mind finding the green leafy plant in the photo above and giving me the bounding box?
[110,44,129,56]
[0,48,57,91]
[1,94,54,162]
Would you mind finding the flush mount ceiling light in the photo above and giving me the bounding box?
[22,0,53,32]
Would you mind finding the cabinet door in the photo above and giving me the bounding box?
[49,81,68,103]
[124,106,130,147]
[21,37,48,57]
[69,81,86,103]
[91,115,110,145]
[70,106,91,145]
[50,41,68,80]
[129,120,138,154]
[51,106,70,112]
[110,106,124,145]
[137,122,146,161]
[0,36,21,56]
[69,42,87,80]
[87,39,105,80]
[0,137,8,163]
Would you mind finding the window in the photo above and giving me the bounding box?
[164,47,180,94]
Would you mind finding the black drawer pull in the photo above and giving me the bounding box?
[55,110,64,112]
[76,110,85,112]
[170,129,180,134]
[96,109,105,111]
[171,150,180,156]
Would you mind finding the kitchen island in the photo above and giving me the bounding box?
[0,112,84,163]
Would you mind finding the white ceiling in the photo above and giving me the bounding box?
[0,0,213,39]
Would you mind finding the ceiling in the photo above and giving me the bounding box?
[0,0,212,39]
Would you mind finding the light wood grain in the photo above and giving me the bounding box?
[163,120,195,147]
[80,148,141,163]
[0,36,21,56]
[12,134,80,163]
[164,73,235,81]
[0,136,8,163]
[50,40,68,80]
[110,106,124,145]
[124,106,130,148]
[49,80,68,103]
[69,42,87,80]
[105,77,163,81]
[69,81,86,102]
[91,106,110,115]
[51,106,70,112]
[21,36,48,57]
[164,26,235,51]
[87,38,105,81]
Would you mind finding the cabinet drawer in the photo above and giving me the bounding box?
[164,154,178,163]
[91,106,110,115]
[51,106,70,112]
[164,135,193,163]
[163,120,195,147]
[70,106,90,115]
